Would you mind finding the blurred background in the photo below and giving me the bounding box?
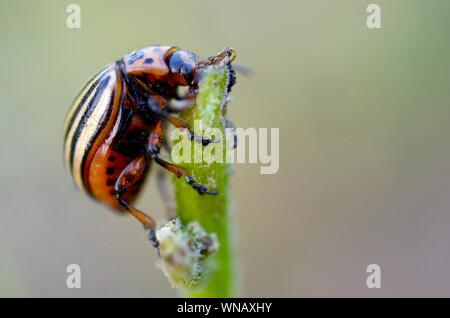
[0,0,449,297]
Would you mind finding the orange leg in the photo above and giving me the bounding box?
[114,154,159,247]
[149,120,218,195]
[148,97,218,146]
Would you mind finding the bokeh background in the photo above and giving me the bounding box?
[0,0,449,297]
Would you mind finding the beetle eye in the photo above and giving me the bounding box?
[169,51,197,83]
[181,64,192,75]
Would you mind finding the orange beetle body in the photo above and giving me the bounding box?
[64,45,235,245]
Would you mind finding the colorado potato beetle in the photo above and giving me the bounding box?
[64,46,236,247]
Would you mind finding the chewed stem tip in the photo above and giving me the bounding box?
[197,47,237,68]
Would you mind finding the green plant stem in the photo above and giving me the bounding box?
[172,65,235,297]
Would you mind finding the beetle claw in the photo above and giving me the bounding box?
[185,176,218,196]
[189,132,220,146]
[147,230,159,249]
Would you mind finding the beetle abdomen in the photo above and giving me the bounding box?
[88,146,151,210]
[64,64,123,194]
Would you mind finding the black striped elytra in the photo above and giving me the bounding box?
[63,46,236,247]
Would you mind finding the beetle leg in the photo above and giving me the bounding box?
[114,154,159,248]
[147,97,219,146]
[148,120,178,219]
[148,121,218,195]
[159,120,172,153]
[153,156,218,195]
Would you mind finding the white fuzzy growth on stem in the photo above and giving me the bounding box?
[156,219,218,288]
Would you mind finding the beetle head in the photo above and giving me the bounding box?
[167,50,198,86]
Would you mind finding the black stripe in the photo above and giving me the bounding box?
[64,67,108,141]
[69,73,112,172]
[79,73,119,188]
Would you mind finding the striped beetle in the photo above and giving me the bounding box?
[64,46,236,247]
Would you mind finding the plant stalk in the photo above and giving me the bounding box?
[171,63,236,297]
